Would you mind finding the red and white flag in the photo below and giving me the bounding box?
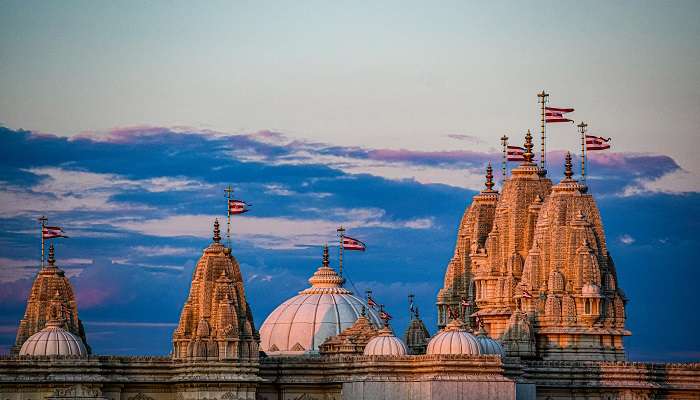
[586,135,611,151]
[507,145,525,162]
[379,310,392,321]
[342,236,366,251]
[522,290,533,299]
[545,106,575,123]
[42,226,68,239]
[228,199,250,215]
[367,296,377,309]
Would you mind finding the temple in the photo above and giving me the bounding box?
[1,133,699,399]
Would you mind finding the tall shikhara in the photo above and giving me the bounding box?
[437,134,629,361]
[172,219,259,361]
[12,243,90,354]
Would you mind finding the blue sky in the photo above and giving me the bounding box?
[0,2,698,361]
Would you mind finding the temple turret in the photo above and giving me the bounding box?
[403,307,431,355]
[437,163,500,328]
[172,219,259,361]
[12,243,90,354]
[515,153,630,360]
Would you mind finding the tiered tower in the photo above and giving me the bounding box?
[12,244,90,354]
[172,219,259,361]
[515,153,629,360]
[437,134,628,360]
[436,163,500,328]
[403,309,431,355]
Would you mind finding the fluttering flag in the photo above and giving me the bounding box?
[379,309,392,321]
[545,106,575,123]
[228,199,250,215]
[367,295,377,309]
[522,290,533,299]
[42,226,68,239]
[460,297,470,307]
[342,236,366,251]
[586,135,611,151]
[507,145,525,162]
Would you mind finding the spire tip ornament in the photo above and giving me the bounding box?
[47,243,55,266]
[524,129,534,164]
[485,162,495,191]
[322,244,330,267]
[564,152,574,180]
[213,219,221,243]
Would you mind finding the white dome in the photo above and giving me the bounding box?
[364,327,407,356]
[475,327,505,357]
[426,320,481,356]
[19,320,87,357]
[260,250,381,355]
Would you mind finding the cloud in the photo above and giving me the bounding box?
[131,245,197,257]
[619,234,636,245]
[446,134,485,145]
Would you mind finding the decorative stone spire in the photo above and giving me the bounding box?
[47,243,56,266]
[485,162,495,191]
[213,219,221,243]
[564,151,573,180]
[523,129,534,163]
[303,245,347,293]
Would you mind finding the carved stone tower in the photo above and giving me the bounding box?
[172,219,259,361]
[404,309,431,355]
[12,243,90,354]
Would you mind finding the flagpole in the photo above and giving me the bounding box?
[500,135,508,186]
[537,90,549,174]
[577,122,588,183]
[337,226,345,277]
[224,185,233,249]
[38,216,47,268]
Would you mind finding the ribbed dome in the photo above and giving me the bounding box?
[426,320,481,355]
[364,326,407,356]
[260,246,381,355]
[475,326,505,357]
[19,319,87,357]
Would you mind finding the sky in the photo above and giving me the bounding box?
[0,1,699,361]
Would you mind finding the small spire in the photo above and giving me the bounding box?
[524,129,534,163]
[47,243,56,266]
[213,219,221,243]
[564,152,573,179]
[361,305,367,317]
[485,162,494,191]
[322,244,329,267]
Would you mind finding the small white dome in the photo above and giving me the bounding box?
[426,320,481,355]
[364,327,407,356]
[19,320,87,357]
[475,327,505,357]
[260,247,381,355]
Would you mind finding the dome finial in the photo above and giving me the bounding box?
[322,244,329,267]
[47,243,56,266]
[564,151,573,179]
[485,162,494,191]
[524,129,534,163]
[213,219,221,243]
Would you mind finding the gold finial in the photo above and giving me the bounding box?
[47,243,56,266]
[322,244,329,267]
[213,219,221,243]
[564,151,573,179]
[524,129,534,163]
[485,162,494,191]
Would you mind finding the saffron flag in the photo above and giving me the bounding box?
[42,226,68,239]
[228,199,250,215]
[586,135,611,151]
[367,296,377,309]
[342,236,366,251]
[545,106,575,123]
[507,145,525,162]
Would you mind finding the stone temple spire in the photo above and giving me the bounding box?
[13,243,90,354]
[523,129,535,164]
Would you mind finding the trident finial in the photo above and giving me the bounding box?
[213,219,221,243]
[47,243,55,266]
[485,162,494,191]
[564,152,573,179]
[524,129,534,163]
[322,244,329,267]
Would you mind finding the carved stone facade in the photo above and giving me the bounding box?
[12,243,90,355]
[319,310,379,355]
[437,136,630,361]
[172,220,259,362]
[404,314,431,355]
